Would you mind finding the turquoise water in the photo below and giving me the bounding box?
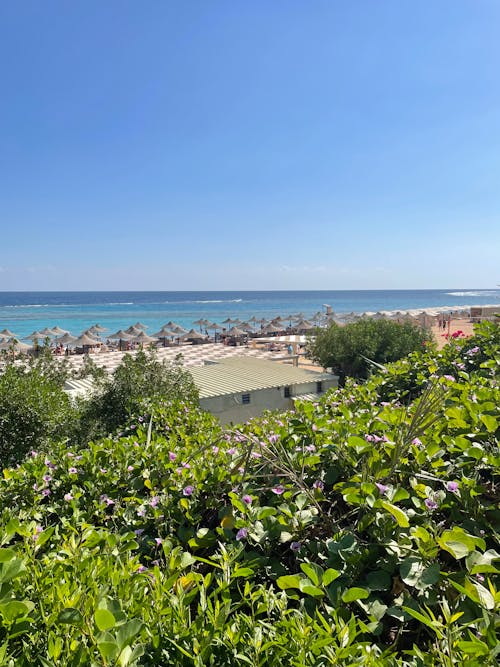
[0,289,499,340]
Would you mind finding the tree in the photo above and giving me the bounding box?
[306,318,433,384]
[79,350,199,438]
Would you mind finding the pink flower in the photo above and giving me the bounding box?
[169,451,177,461]
[127,465,134,471]
[68,467,78,475]
[446,481,459,493]
[64,493,73,502]
[375,482,389,495]
[242,494,252,505]
[425,498,438,511]
[271,485,285,495]
[150,496,160,507]
[313,480,324,491]
[411,438,422,446]
[183,486,194,497]
[290,541,301,552]
[155,537,163,546]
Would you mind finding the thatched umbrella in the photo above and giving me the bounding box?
[227,326,248,337]
[193,318,209,331]
[293,319,315,331]
[125,325,143,336]
[152,327,176,347]
[133,322,148,330]
[24,330,46,341]
[180,329,209,342]
[51,325,70,335]
[262,323,283,334]
[108,329,133,351]
[72,333,100,353]
[133,331,159,347]
[56,333,78,345]
[0,328,17,337]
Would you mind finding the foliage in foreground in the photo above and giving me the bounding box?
[306,318,433,382]
[0,349,198,464]
[0,322,499,665]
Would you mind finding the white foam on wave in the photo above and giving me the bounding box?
[445,291,499,297]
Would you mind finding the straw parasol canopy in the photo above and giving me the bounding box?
[91,323,108,332]
[170,325,188,335]
[125,325,143,336]
[39,327,56,337]
[262,323,283,334]
[0,338,32,352]
[24,330,46,341]
[133,322,148,330]
[180,329,208,341]
[163,321,184,329]
[0,328,17,337]
[227,326,248,337]
[152,327,176,338]
[108,329,133,340]
[193,318,209,330]
[74,333,100,346]
[293,319,315,330]
[51,325,70,335]
[133,331,159,346]
[56,333,78,345]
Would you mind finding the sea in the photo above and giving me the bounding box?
[0,289,499,340]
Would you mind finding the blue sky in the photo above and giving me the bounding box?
[1,1,499,290]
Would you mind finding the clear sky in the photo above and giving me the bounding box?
[1,1,499,291]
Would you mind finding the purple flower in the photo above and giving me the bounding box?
[42,475,52,483]
[137,507,146,517]
[250,451,262,459]
[227,448,237,455]
[212,446,219,454]
[313,480,324,491]
[411,438,422,446]
[242,494,252,505]
[268,434,279,444]
[42,488,51,497]
[271,485,285,495]
[443,375,455,382]
[68,467,78,475]
[236,528,248,541]
[150,496,160,507]
[183,486,194,497]
[64,493,73,501]
[290,541,302,552]
[136,565,147,573]
[424,498,438,511]
[100,468,107,474]
[155,537,163,546]
[445,481,459,493]
[305,444,316,452]
[31,450,37,457]
[375,482,389,495]
[134,528,145,536]
[127,465,134,471]
[312,424,318,432]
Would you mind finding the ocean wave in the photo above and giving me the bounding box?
[445,291,499,297]
[108,302,134,305]
[193,299,243,303]
[4,304,50,308]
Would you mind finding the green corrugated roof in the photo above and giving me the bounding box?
[189,357,335,398]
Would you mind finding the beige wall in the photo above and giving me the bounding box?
[199,377,337,425]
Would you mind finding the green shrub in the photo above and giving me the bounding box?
[0,364,77,466]
[306,318,433,383]
[79,349,199,439]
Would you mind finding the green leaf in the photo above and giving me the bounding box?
[57,607,83,626]
[94,608,116,632]
[322,568,341,587]
[380,500,410,527]
[480,415,498,432]
[342,587,369,603]
[276,574,302,590]
[300,562,323,586]
[0,600,33,623]
[116,619,143,650]
[0,549,16,563]
[365,570,391,591]
[298,579,324,597]
[98,641,119,662]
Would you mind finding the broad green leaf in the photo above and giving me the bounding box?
[480,415,498,432]
[299,579,324,597]
[323,568,341,586]
[276,574,302,590]
[94,608,116,631]
[300,562,323,586]
[98,641,119,661]
[380,501,410,527]
[57,607,83,626]
[342,587,369,603]
[0,549,16,563]
[0,600,33,623]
